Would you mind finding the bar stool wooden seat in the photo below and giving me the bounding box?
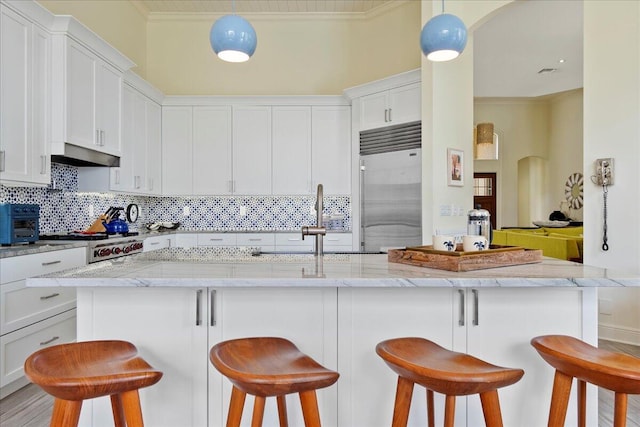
[531,334,640,427]
[209,337,339,427]
[24,340,163,427]
[376,337,524,427]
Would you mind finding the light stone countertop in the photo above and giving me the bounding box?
[0,241,88,259]
[26,247,640,288]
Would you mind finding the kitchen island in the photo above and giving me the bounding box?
[27,248,638,427]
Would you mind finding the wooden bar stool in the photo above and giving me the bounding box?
[376,337,524,427]
[531,335,640,427]
[209,337,339,427]
[24,340,163,427]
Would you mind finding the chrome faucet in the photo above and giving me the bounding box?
[301,184,326,256]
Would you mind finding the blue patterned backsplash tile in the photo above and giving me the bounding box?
[0,164,351,233]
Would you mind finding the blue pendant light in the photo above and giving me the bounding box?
[420,0,467,62]
[209,1,257,63]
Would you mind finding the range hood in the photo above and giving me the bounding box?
[51,143,120,167]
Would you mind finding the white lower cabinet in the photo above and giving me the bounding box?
[236,233,275,252]
[0,247,86,398]
[337,288,455,427]
[274,232,313,253]
[143,234,174,252]
[77,287,336,427]
[75,286,596,427]
[197,233,237,247]
[76,288,208,427]
[457,288,597,427]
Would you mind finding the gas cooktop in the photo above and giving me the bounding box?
[39,232,139,241]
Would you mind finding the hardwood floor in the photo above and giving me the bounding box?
[0,340,638,426]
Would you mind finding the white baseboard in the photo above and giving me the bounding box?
[598,323,640,346]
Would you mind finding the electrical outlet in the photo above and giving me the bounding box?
[599,299,612,315]
[595,158,614,185]
[240,206,247,217]
[183,206,190,216]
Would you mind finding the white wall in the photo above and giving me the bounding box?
[584,0,640,344]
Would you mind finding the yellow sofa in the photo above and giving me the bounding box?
[492,227,583,262]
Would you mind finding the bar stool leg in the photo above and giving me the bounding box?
[577,379,586,427]
[227,386,247,427]
[251,396,266,427]
[50,399,82,427]
[479,390,504,427]
[299,390,322,427]
[613,393,628,427]
[276,395,289,427]
[120,390,145,427]
[548,370,573,427]
[391,376,414,427]
[443,395,456,427]
[111,394,126,427]
[426,389,435,427]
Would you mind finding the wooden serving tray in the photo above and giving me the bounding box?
[388,245,543,272]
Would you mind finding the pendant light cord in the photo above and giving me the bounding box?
[441,0,445,13]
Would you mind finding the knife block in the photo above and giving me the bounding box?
[86,215,107,233]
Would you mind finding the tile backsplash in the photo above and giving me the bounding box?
[0,164,351,233]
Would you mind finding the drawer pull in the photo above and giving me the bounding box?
[41,260,62,266]
[40,293,60,300]
[210,238,224,241]
[40,336,60,346]
[248,239,262,242]
[150,242,160,246]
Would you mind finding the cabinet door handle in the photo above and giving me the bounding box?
[96,129,100,145]
[40,293,60,300]
[149,178,154,191]
[384,109,388,122]
[196,289,203,326]
[101,130,105,146]
[40,155,47,174]
[210,290,216,326]
[41,260,62,266]
[472,289,479,326]
[0,150,5,172]
[458,289,465,326]
[388,108,392,122]
[40,336,60,346]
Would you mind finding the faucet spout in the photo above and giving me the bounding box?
[301,184,326,256]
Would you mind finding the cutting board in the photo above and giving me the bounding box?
[388,245,543,272]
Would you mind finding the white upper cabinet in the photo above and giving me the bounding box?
[162,106,193,195]
[233,106,272,195]
[272,106,312,195]
[113,83,162,194]
[193,106,232,195]
[49,16,134,158]
[59,39,122,155]
[312,106,351,195]
[360,82,421,131]
[0,4,51,186]
[161,105,233,196]
[146,101,162,194]
[162,97,350,197]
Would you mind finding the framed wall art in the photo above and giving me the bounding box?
[447,148,464,186]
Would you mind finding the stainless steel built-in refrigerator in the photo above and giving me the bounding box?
[360,146,422,252]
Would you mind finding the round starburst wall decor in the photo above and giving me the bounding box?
[564,172,584,209]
